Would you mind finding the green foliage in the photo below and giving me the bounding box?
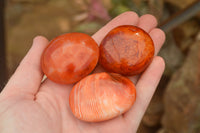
[111,0,134,6]
[109,0,149,18]
[73,22,103,35]
[109,4,130,17]
[109,0,135,17]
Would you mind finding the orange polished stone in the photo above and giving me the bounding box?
[69,72,136,122]
[41,33,99,84]
[99,25,155,75]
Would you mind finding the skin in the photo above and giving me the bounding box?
[0,11,165,133]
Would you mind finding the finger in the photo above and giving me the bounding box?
[92,11,139,44]
[149,28,166,55]
[1,36,49,98]
[124,56,165,131]
[137,14,158,33]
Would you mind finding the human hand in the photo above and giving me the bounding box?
[0,12,165,133]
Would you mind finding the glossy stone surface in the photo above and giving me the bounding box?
[41,33,99,84]
[99,25,155,75]
[69,72,136,122]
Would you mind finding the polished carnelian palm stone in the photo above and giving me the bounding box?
[41,33,99,84]
[69,72,136,122]
[99,25,155,75]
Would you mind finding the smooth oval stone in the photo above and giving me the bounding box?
[69,72,136,122]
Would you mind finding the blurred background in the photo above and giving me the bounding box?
[0,0,200,132]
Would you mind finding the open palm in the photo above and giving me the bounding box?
[0,12,165,133]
